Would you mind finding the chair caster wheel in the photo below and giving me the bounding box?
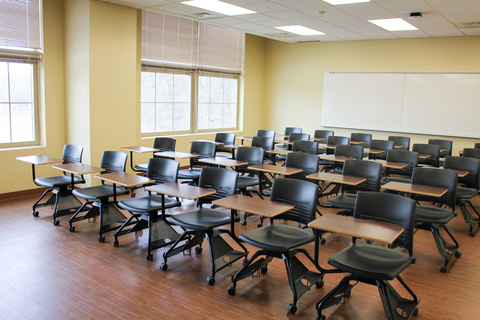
[99,236,105,243]
[195,246,203,254]
[439,265,447,273]
[345,290,351,297]
[240,220,247,226]
[316,315,326,320]
[455,251,462,258]
[287,303,297,314]
[113,240,119,247]
[207,276,215,285]
[413,307,419,316]
[227,286,236,295]
[53,220,59,226]
[69,226,75,232]
[469,231,476,237]
[33,211,39,217]
[320,238,326,245]
[316,279,324,288]
[146,253,153,261]
[257,223,263,228]
[160,263,168,271]
[261,266,268,274]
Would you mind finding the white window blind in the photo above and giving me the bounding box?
[0,0,41,51]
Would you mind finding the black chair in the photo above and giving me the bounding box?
[228,178,324,314]
[285,152,320,182]
[292,140,319,155]
[325,160,382,215]
[368,139,394,160]
[330,144,364,172]
[215,132,236,158]
[114,158,181,260]
[319,136,350,172]
[234,146,265,226]
[134,137,176,172]
[316,192,419,320]
[251,135,275,163]
[464,147,480,159]
[32,144,85,225]
[388,135,411,150]
[177,141,216,185]
[276,127,303,150]
[428,139,453,159]
[444,156,480,237]
[412,143,440,167]
[314,130,334,154]
[410,167,461,272]
[350,132,372,148]
[276,132,310,162]
[474,143,480,149]
[256,129,276,139]
[381,149,419,184]
[69,151,129,242]
[161,167,247,285]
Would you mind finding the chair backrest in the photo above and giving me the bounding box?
[189,141,216,166]
[100,151,128,173]
[256,130,276,139]
[354,192,416,255]
[153,137,176,151]
[146,158,179,184]
[444,156,480,189]
[197,167,238,206]
[251,136,274,151]
[62,144,83,164]
[474,143,480,149]
[388,136,411,150]
[215,133,236,153]
[288,132,310,142]
[342,160,382,193]
[370,139,394,151]
[235,146,265,175]
[326,136,350,155]
[292,140,319,155]
[385,149,419,178]
[412,143,440,167]
[285,152,319,180]
[270,178,319,226]
[351,133,372,147]
[314,130,334,139]
[335,144,364,159]
[284,127,302,137]
[428,139,453,158]
[463,148,480,159]
[411,167,457,209]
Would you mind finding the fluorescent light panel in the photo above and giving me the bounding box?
[369,18,418,31]
[323,0,370,5]
[275,25,325,36]
[181,0,256,16]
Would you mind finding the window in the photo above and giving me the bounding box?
[0,0,42,147]
[141,11,243,136]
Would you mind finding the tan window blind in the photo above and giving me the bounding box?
[0,0,41,51]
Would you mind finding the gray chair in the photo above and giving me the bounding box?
[292,140,319,155]
[412,143,440,167]
[215,132,236,158]
[350,133,372,148]
[314,130,334,154]
[134,137,176,172]
[368,139,394,160]
[256,129,276,140]
[388,135,411,150]
[177,141,216,185]
[381,149,419,184]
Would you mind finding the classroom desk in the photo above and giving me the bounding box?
[318,154,356,163]
[236,136,252,145]
[122,146,159,172]
[306,172,366,185]
[154,151,199,159]
[317,143,338,150]
[419,154,432,159]
[213,194,293,219]
[247,163,303,195]
[69,172,153,242]
[374,160,408,169]
[189,140,224,145]
[312,137,326,142]
[382,181,447,197]
[16,155,62,180]
[200,157,248,168]
[440,168,469,177]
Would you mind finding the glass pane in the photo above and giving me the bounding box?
[197,103,208,130]
[156,103,173,132]
[198,76,209,103]
[156,73,173,102]
[141,102,155,133]
[223,78,237,103]
[173,74,191,103]
[11,103,34,142]
[223,103,236,127]
[174,103,190,131]
[141,72,156,102]
[208,77,223,103]
[209,103,223,129]
[9,63,33,103]
[0,62,8,102]
[0,104,10,143]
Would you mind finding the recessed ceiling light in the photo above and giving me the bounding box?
[368,18,418,31]
[181,0,256,16]
[275,25,325,36]
[323,0,370,5]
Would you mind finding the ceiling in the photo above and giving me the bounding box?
[102,0,480,43]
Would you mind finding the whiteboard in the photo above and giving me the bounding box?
[321,72,480,138]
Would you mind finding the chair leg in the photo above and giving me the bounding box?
[376,276,419,320]
[316,274,357,318]
[32,188,55,216]
[430,224,461,272]
[160,230,201,271]
[457,200,480,236]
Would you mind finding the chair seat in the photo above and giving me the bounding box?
[134,163,148,171]
[328,243,414,280]
[381,176,411,185]
[326,193,357,210]
[167,208,230,230]
[178,168,202,180]
[72,185,128,200]
[456,186,478,200]
[118,195,180,213]
[35,175,85,188]
[415,205,455,225]
[239,224,314,252]
[237,176,260,188]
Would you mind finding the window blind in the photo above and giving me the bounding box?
[0,0,41,51]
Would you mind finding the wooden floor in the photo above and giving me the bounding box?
[1,187,480,320]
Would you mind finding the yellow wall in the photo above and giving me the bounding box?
[264,36,480,154]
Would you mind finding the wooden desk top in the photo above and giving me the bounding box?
[309,214,404,245]
[190,140,223,145]
[381,181,447,197]
[312,137,326,142]
[122,146,159,153]
[366,148,385,154]
[317,144,338,149]
[374,160,408,169]
[200,157,248,167]
[222,144,240,149]
[52,163,105,175]
[213,194,294,218]
[95,172,153,188]
[318,154,355,162]
[306,172,366,185]
[266,148,293,156]
[248,163,303,175]
[154,151,200,159]
[419,154,432,159]
[236,136,253,141]
[274,140,293,145]
[350,141,366,145]
[145,182,215,199]
[16,155,62,165]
